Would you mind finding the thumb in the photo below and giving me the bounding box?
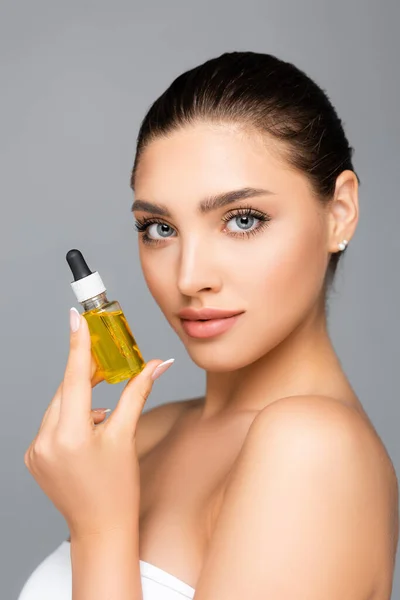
[60,307,93,429]
[108,358,175,436]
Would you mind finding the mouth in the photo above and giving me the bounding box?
[179,313,243,339]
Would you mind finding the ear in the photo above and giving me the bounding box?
[326,170,359,253]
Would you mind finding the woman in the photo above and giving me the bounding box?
[19,51,399,600]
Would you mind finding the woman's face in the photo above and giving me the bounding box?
[132,122,330,371]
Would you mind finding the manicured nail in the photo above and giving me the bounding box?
[70,307,81,333]
[93,408,111,413]
[151,358,175,381]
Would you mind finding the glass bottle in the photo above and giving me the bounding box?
[66,249,145,384]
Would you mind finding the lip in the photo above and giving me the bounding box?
[179,311,244,339]
[178,307,244,320]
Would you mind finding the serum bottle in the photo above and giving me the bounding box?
[66,249,145,384]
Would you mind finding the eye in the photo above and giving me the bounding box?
[226,213,259,232]
[146,222,176,239]
[134,217,177,245]
[222,206,271,238]
[134,205,271,246]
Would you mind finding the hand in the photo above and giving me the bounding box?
[24,308,174,541]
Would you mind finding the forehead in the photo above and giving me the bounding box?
[133,122,307,199]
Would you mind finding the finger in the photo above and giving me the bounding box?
[90,352,105,387]
[37,355,104,437]
[107,359,174,436]
[59,310,94,433]
[34,381,63,441]
[92,409,111,424]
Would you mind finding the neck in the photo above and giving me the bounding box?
[199,302,351,421]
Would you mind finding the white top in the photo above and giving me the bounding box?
[70,271,106,303]
[17,540,195,600]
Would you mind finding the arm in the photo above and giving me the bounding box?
[192,396,382,600]
[70,527,142,600]
[23,312,173,600]
[66,398,196,542]
[68,398,197,598]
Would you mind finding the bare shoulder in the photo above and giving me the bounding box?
[249,395,398,520]
[194,395,399,598]
[258,394,397,477]
[135,395,204,460]
[242,395,399,568]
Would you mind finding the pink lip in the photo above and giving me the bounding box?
[178,307,243,320]
[180,313,242,339]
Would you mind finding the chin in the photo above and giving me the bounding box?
[177,315,290,373]
[182,339,258,372]
[189,354,245,373]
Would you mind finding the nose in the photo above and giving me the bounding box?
[177,235,222,297]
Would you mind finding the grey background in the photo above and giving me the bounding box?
[1,0,399,597]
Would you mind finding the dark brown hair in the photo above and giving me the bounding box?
[131,51,360,290]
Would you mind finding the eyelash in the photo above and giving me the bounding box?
[134,205,272,246]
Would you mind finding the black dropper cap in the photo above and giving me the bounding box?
[67,249,106,303]
[66,249,93,282]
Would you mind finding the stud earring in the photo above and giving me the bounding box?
[338,239,348,251]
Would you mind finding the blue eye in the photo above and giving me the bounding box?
[134,205,271,245]
[134,218,177,244]
[147,222,176,239]
[226,214,258,232]
[221,206,271,238]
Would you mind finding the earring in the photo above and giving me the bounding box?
[338,239,348,251]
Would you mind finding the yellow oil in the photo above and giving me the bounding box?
[83,306,145,384]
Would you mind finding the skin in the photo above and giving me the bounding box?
[128,121,398,597]
[133,121,362,418]
[58,121,398,597]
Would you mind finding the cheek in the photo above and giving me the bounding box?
[250,220,327,331]
[197,223,328,371]
[139,249,177,314]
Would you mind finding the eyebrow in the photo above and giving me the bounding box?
[130,187,276,217]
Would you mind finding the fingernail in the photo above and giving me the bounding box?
[151,358,175,381]
[70,307,81,333]
[93,408,111,413]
